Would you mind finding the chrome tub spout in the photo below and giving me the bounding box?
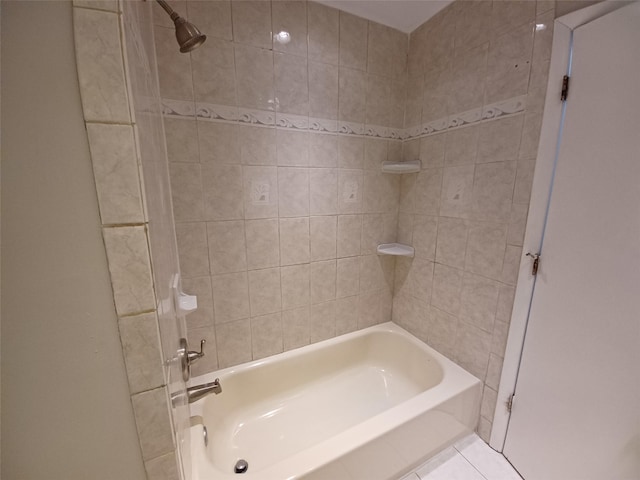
[172,378,222,407]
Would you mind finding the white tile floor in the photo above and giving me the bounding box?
[400,434,523,480]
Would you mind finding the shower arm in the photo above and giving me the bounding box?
[155,0,181,22]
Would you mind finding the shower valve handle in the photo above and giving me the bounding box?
[187,339,206,364]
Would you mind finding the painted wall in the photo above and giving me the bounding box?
[0,1,146,478]
[155,0,406,374]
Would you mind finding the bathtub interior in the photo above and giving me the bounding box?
[189,323,481,479]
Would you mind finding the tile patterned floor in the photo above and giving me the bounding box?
[401,434,523,480]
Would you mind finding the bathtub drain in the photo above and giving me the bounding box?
[234,459,248,474]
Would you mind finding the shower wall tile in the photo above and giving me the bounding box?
[102,226,155,316]
[211,272,250,322]
[86,123,144,224]
[243,166,278,219]
[164,118,199,163]
[188,326,218,376]
[235,44,275,111]
[335,296,358,335]
[231,0,272,49]
[73,8,130,123]
[181,276,214,329]
[336,257,360,298]
[248,267,282,316]
[471,161,517,222]
[245,218,280,270]
[282,306,310,350]
[187,0,233,41]
[191,37,236,105]
[144,450,180,480]
[207,220,247,274]
[281,264,310,310]
[251,312,284,360]
[202,164,244,220]
[338,67,366,123]
[216,318,252,368]
[308,2,339,65]
[73,0,118,12]
[131,387,174,460]
[337,214,362,258]
[310,260,337,304]
[367,21,407,78]
[309,62,339,120]
[309,134,338,168]
[279,217,310,265]
[272,0,308,57]
[242,126,277,166]
[278,167,310,217]
[119,312,165,394]
[169,163,204,222]
[275,53,309,115]
[198,121,240,165]
[175,222,209,277]
[310,216,337,261]
[310,300,336,343]
[339,11,368,71]
[155,26,194,102]
[276,129,309,167]
[309,168,338,215]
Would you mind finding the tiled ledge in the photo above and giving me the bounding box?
[160,95,526,142]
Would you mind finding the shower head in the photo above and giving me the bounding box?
[155,0,206,53]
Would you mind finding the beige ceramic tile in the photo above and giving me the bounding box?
[454,0,492,55]
[74,8,130,122]
[282,306,310,350]
[431,263,463,316]
[367,21,407,78]
[310,301,336,343]
[211,272,250,322]
[414,168,443,217]
[513,158,536,205]
[459,272,500,333]
[420,133,445,169]
[455,321,492,380]
[243,166,278,219]
[396,212,413,245]
[181,276,214,329]
[175,222,209,277]
[309,134,338,168]
[73,0,118,11]
[251,312,283,360]
[336,257,360,298]
[477,115,524,163]
[281,264,310,310]
[164,118,199,163]
[309,168,338,215]
[231,0,272,49]
[491,0,536,39]
[439,165,475,218]
[154,25,194,102]
[338,169,363,214]
[407,257,434,303]
[339,11,368,71]
[361,214,383,255]
[496,284,516,323]
[486,353,505,391]
[450,42,488,113]
[502,245,522,285]
[412,215,438,261]
[279,217,310,265]
[198,121,240,165]
[248,268,282,316]
[337,214,362,257]
[119,312,164,394]
[144,450,179,480]
[215,318,252,368]
[435,217,468,269]
[191,37,236,105]
[170,163,204,222]
[465,221,508,280]
[427,306,459,360]
[481,385,498,420]
[186,0,233,41]
[277,129,309,167]
[335,296,358,335]
[359,255,385,293]
[207,220,247,274]
[364,138,388,170]
[491,319,510,357]
[308,2,339,64]
[274,53,309,115]
[421,64,451,124]
[311,260,337,304]
[485,22,534,104]
[507,203,528,246]
[241,126,277,166]
[272,0,307,56]
[201,164,244,220]
[338,136,365,169]
[86,123,144,224]
[102,226,155,316]
[338,67,366,123]
[471,161,517,223]
[519,112,543,159]
[278,167,309,217]
[404,75,424,128]
[478,416,493,443]
[358,290,382,329]
[234,44,274,111]
[310,216,337,261]
[245,218,280,270]
[152,0,184,28]
[445,125,480,166]
[131,387,174,460]
[365,74,392,127]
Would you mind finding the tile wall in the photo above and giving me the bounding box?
[154,0,406,374]
[393,0,554,442]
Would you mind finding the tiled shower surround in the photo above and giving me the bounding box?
[156,0,553,445]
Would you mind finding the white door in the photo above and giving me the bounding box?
[503,3,640,480]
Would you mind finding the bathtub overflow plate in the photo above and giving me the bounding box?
[234,459,248,474]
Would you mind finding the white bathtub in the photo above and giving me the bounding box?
[188,322,481,480]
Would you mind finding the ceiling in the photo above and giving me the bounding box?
[316,0,454,33]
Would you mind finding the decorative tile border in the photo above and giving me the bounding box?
[162,96,526,143]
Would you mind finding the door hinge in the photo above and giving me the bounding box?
[526,252,540,275]
[506,393,515,413]
[561,75,570,101]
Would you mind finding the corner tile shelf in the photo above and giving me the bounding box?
[377,243,415,257]
[381,160,421,174]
